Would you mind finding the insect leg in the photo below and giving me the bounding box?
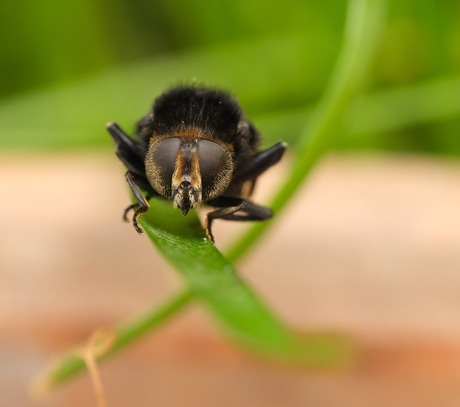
[107,122,146,177]
[235,141,287,180]
[122,190,155,222]
[107,122,138,151]
[205,197,273,242]
[123,203,138,222]
[125,171,150,233]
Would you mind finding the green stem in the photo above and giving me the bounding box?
[34,289,194,392]
[226,0,386,262]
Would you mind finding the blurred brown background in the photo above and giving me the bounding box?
[2,153,460,406]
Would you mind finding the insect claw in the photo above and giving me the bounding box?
[206,229,215,243]
[133,219,144,234]
[204,218,215,243]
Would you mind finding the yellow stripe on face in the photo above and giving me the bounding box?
[171,140,202,195]
[171,139,202,210]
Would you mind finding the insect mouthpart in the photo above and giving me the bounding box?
[172,178,202,215]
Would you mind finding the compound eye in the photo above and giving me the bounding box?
[198,139,233,199]
[152,137,181,176]
[146,137,181,197]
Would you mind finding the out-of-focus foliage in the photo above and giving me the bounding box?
[0,0,459,153]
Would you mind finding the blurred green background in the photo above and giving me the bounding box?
[0,0,459,153]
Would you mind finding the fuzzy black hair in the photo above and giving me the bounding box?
[136,85,260,162]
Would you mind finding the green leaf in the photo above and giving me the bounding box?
[139,200,303,357]
[139,201,353,366]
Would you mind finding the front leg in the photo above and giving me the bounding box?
[205,197,273,242]
[122,190,155,222]
[125,171,150,233]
